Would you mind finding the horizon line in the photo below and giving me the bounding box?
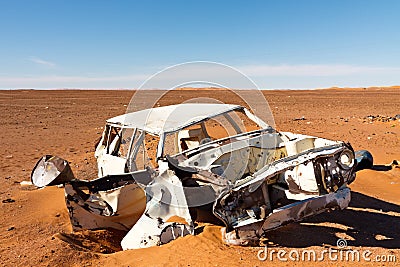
[2,85,400,91]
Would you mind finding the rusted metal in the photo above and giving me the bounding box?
[32,103,364,250]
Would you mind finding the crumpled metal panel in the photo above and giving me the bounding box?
[63,170,152,231]
[284,161,319,195]
[234,144,346,191]
[121,168,194,250]
[223,187,351,245]
[213,143,355,234]
[258,186,350,233]
[65,182,146,231]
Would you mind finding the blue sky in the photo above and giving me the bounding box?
[1,0,399,89]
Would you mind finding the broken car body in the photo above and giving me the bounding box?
[31,103,364,249]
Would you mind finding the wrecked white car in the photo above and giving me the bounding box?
[31,103,368,250]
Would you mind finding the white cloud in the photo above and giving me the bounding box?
[238,64,400,77]
[0,74,148,83]
[0,74,150,89]
[28,56,56,67]
[1,63,399,89]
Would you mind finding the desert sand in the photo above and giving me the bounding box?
[1,88,399,266]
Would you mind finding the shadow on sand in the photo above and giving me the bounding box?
[264,191,400,249]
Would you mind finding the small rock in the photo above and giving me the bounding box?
[365,114,400,123]
[7,226,15,231]
[375,234,393,241]
[20,181,33,187]
[5,155,13,159]
[2,198,15,203]
[293,116,306,121]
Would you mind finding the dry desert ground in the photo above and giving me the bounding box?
[1,88,400,266]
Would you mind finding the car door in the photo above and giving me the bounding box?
[96,127,135,176]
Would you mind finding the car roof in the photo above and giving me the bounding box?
[106,103,243,135]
